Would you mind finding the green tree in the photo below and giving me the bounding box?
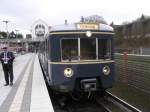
[9,31,16,39]
[0,31,7,38]
[26,34,32,39]
[17,33,23,38]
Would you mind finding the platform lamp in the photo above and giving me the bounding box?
[3,20,10,46]
[17,39,21,53]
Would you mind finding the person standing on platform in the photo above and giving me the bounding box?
[0,46,15,86]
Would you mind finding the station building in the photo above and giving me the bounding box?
[0,19,48,53]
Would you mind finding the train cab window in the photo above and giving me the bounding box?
[61,39,78,61]
[98,39,111,59]
[80,38,96,60]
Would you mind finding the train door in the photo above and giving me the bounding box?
[44,39,47,70]
[45,38,52,84]
[47,38,52,83]
[45,38,49,72]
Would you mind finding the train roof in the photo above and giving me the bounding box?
[49,23,114,32]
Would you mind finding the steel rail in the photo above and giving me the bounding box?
[95,98,112,112]
[105,91,142,112]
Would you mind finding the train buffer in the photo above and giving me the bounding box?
[0,53,54,112]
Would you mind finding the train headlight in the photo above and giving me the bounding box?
[64,68,74,77]
[86,31,92,37]
[102,66,110,75]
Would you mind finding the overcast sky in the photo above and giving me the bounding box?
[0,0,150,35]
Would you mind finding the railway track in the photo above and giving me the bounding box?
[49,91,143,112]
[98,91,142,112]
[49,91,114,112]
[45,77,142,112]
[65,97,108,112]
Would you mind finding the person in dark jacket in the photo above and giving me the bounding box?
[0,46,15,86]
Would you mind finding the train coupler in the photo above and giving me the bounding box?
[80,78,97,92]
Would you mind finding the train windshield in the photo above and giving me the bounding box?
[98,39,111,59]
[80,38,96,60]
[61,37,111,61]
[61,39,78,61]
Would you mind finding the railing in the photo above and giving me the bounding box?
[115,53,150,94]
[0,38,44,43]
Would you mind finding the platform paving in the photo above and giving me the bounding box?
[0,53,54,112]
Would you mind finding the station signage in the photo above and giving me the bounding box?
[76,23,99,30]
[31,19,49,38]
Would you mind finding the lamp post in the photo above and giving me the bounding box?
[15,30,19,38]
[3,20,10,45]
[17,39,21,53]
[15,30,19,53]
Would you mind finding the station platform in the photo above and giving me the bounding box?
[0,53,54,112]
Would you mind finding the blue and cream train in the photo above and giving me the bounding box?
[39,22,115,95]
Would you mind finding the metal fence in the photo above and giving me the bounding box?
[115,53,150,94]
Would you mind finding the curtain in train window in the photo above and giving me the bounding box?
[98,39,111,59]
[61,39,78,61]
[80,38,96,60]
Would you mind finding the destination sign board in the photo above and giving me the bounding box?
[76,23,99,30]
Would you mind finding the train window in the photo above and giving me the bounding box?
[98,39,111,59]
[61,39,78,61]
[80,38,96,60]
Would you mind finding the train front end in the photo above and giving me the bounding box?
[48,23,115,93]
